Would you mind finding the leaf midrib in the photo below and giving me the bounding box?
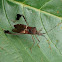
[9,0,62,20]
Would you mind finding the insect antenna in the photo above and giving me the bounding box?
[46,22,62,33]
[38,22,62,42]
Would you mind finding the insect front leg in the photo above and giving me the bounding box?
[38,28,43,32]
[35,35,40,48]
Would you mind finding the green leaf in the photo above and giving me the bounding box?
[0,0,62,62]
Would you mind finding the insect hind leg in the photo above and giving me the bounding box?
[21,15,28,26]
[16,14,28,26]
[4,30,21,35]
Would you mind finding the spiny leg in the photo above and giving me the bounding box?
[30,35,35,53]
[21,15,28,26]
[16,14,28,26]
[35,35,40,48]
[4,30,21,35]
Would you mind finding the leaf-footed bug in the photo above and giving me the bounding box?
[4,14,62,52]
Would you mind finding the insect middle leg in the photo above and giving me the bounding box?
[30,35,35,52]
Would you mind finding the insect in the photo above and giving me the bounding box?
[4,14,62,52]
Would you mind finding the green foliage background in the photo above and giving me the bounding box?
[0,0,62,62]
